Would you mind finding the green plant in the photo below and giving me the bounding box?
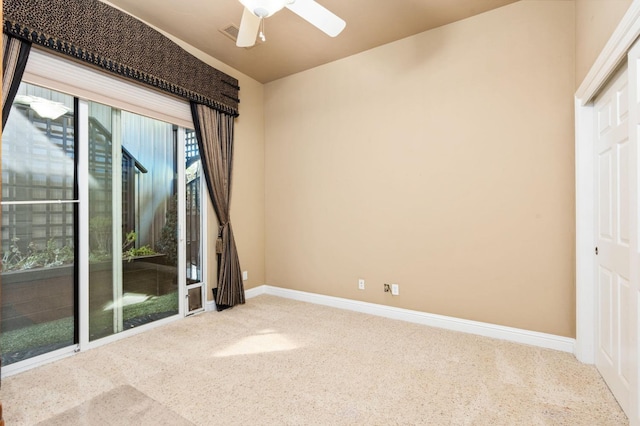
[89,228,158,263]
[89,216,112,262]
[123,245,157,261]
[122,230,137,252]
[121,230,158,261]
[2,237,74,272]
[89,216,112,253]
[156,195,178,266]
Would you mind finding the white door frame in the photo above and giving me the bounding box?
[575,0,640,364]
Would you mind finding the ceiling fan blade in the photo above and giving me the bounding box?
[236,7,261,47]
[286,0,346,37]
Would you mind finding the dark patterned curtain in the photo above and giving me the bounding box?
[2,33,31,129]
[4,0,239,115]
[190,102,244,310]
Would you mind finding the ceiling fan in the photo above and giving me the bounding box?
[236,0,346,47]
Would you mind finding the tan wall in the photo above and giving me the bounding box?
[264,0,576,336]
[169,42,266,299]
[575,0,633,88]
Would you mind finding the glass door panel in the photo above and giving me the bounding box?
[184,129,204,314]
[1,83,77,365]
[88,103,179,341]
[121,112,179,324]
[87,102,118,340]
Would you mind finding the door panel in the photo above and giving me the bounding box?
[598,266,614,362]
[0,83,77,366]
[619,141,631,246]
[594,66,632,415]
[184,129,205,315]
[599,147,613,240]
[87,102,180,341]
[620,276,632,386]
[628,40,640,426]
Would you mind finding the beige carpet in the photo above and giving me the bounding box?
[36,385,194,426]
[0,295,628,425]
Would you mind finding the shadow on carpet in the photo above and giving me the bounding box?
[36,385,194,426]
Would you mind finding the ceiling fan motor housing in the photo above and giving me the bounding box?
[240,0,289,18]
[254,7,269,18]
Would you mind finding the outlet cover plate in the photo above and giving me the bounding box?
[391,284,399,295]
[358,279,365,290]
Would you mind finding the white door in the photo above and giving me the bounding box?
[594,64,634,417]
[627,38,640,426]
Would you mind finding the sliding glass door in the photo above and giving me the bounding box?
[88,102,179,341]
[1,83,77,365]
[1,81,191,369]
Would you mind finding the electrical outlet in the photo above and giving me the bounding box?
[384,283,390,292]
[242,271,248,281]
[391,284,399,295]
[358,279,365,290]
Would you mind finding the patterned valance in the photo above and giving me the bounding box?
[3,0,239,116]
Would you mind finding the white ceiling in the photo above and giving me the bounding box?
[103,0,519,83]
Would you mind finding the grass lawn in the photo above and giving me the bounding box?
[1,292,179,359]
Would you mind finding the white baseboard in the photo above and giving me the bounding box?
[207,286,263,311]
[244,286,265,300]
[205,300,217,312]
[245,285,576,354]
